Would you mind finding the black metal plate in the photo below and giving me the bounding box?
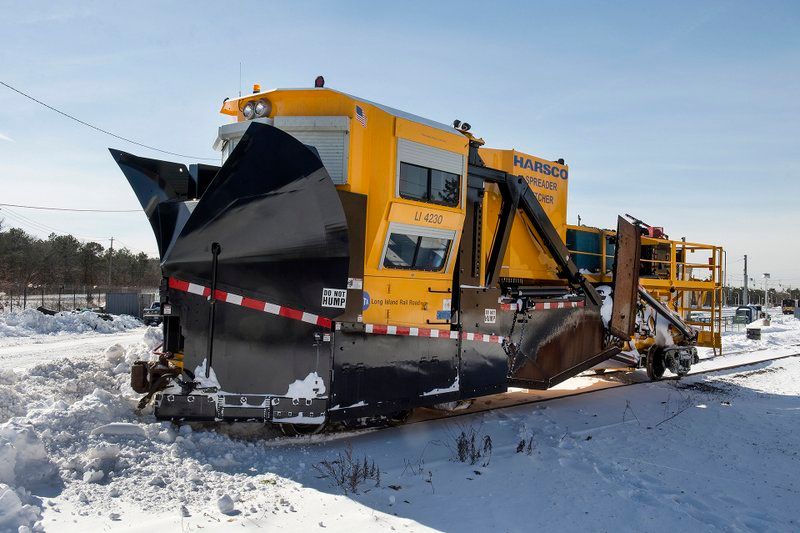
[155,394,219,420]
[271,397,327,421]
[458,287,509,398]
[610,216,642,339]
[329,330,459,420]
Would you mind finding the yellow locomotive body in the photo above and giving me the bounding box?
[113,84,713,426]
[220,88,577,328]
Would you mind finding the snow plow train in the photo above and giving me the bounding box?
[112,84,705,430]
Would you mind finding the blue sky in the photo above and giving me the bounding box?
[1,1,798,288]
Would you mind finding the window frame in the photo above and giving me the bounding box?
[379,223,456,273]
[394,138,465,209]
[398,162,460,207]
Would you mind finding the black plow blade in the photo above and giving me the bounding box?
[111,122,351,319]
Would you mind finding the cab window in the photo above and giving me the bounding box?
[399,162,459,207]
[383,231,452,272]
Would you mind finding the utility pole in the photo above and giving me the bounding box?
[743,254,749,305]
[108,237,114,287]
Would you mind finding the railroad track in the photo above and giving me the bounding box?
[702,342,800,360]
[403,349,800,427]
[272,347,800,437]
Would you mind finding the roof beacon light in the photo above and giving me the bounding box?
[253,84,261,94]
[315,76,325,88]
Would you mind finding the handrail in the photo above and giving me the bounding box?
[567,224,723,352]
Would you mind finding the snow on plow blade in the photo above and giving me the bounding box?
[111,122,350,397]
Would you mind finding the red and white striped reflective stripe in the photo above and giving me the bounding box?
[364,324,503,344]
[501,301,584,312]
[168,277,333,329]
[168,277,503,344]
[531,301,584,311]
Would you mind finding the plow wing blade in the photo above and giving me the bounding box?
[112,122,351,396]
[109,149,198,259]
[164,123,350,316]
[113,122,350,317]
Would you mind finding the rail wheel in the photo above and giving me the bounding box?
[386,410,412,426]
[646,346,666,381]
[278,422,327,436]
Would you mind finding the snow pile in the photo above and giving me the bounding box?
[0,369,25,421]
[0,329,163,531]
[0,421,59,531]
[1,317,799,530]
[0,422,58,488]
[0,324,318,529]
[0,309,141,338]
[0,484,41,533]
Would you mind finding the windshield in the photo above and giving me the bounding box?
[782,299,795,307]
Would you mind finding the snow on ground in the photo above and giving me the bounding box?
[0,314,799,531]
[0,331,147,372]
[0,309,140,340]
[0,310,145,372]
[697,308,800,360]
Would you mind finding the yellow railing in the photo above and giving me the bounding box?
[567,225,723,354]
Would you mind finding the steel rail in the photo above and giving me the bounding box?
[272,349,800,437]
[400,351,800,428]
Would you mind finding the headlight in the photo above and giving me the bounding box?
[242,102,255,119]
[254,99,271,117]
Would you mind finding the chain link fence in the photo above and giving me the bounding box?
[0,285,158,317]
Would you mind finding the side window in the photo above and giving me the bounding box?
[382,228,453,272]
[399,163,460,207]
[395,139,464,207]
[430,169,459,206]
[398,163,428,202]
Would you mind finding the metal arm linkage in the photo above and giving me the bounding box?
[637,286,698,342]
[467,162,602,308]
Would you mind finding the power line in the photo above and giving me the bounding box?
[0,80,218,161]
[0,202,140,213]
[1,213,153,255]
[113,239,147,253]
[1,210,51,235]
[1,207,106,242]
[1,208,63,235]
[0,207,155,255]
